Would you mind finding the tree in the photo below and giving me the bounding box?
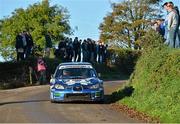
[99,0,162,49]
[0,0,71,60]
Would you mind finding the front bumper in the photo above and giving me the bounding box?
[50,89,104,102]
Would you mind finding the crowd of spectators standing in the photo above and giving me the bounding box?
[15,31,34,61]
[152,1,180,48]
[15,33,108,84]
[15,31,108,64]
[54,37,108,63]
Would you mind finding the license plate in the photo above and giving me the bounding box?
[73,91,82,93]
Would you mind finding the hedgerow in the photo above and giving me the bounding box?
[115,30,180,122]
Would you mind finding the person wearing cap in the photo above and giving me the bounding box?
[163,2,179,48]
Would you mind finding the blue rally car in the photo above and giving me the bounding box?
[50,62,104,103]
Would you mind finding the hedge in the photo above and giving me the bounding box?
[107,48,141,74]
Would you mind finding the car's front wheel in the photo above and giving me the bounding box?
[50,99,56,103]
[96,99,104,104]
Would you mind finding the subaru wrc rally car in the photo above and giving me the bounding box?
[50,62,104,103]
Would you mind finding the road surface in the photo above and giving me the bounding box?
[0,80,140,123]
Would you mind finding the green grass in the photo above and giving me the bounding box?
[113,31,180,123]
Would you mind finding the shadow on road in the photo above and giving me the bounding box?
[0,100,49,106]
[105,86,135,104]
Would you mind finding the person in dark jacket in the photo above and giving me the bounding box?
[173,6,180,48]
[25,31,34,58]
[66,38,74,62]
[156,19,165,37]
[77,39,82,62]
[98,42,105,63]
[15,33,24,61]
[73,37,81,62]
[93,41,98,62]
[44,32,52,57]
[82,39,88,62]
[86,38,92,62]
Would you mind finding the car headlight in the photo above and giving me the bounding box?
[90,84,100,89]
[50,79,56,84]
[54,84,64,90]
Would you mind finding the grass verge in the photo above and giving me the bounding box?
[111,30,180,123]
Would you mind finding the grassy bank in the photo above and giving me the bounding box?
[112,31,180,122]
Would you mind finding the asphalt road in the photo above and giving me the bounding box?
[0,80,140,123]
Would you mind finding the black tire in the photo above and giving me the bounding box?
[96,99,104,104]
[50,100,56,103]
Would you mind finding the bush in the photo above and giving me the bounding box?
[0,48,140,88]
[0,61,29,89]
[0,57,61,89]
[115,30,180,123]
[93,63,130,80]
[107,48,141,74]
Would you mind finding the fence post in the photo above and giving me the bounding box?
[29,66,33,85]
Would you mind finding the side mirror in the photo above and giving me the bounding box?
[98,73,101,77]
[51,74,54,79]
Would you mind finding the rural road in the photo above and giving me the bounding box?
[0,80,140,123]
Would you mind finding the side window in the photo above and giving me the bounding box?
[55,69,62,78]
[90,69,96,77]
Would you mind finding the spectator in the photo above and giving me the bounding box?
[103,44,108,64]
[156,19,166,37]
[66,38,74,62]
[15,32,24,61]
[73,37,81,62]
[98,41,105,63]
[93,40,98,62]
[44,32,52,57]
[70,40,74,62]
[21,31,28,59]
[77,39,82,62]
[163,2,179,48]
[173,6,180,48]
[37,55,47,84]
[57,38,67,62]
[82,39,88,62]
[25,31,34,58]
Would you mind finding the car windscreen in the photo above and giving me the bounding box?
[55,68,97,79]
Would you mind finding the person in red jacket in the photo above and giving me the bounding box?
[37,55,47,85]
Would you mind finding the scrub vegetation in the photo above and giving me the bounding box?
[112,30,180,123]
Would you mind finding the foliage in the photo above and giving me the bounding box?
[114,31,180,122]
[0,57,62,89]
[0,47,141,89]
[99,0,162,49]
[0,0,71,60]
[107,48,141,74]
[93,63,130,80]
